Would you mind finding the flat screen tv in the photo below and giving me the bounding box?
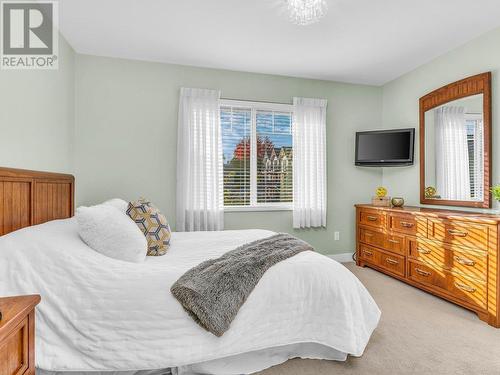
[355,128,415,166]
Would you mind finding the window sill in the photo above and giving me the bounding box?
[224,205,293,212]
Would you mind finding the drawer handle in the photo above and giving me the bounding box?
[366,216,378,221]
[388,239,400,244]
[447,229,468,237]
[454,256,475,266]
[364,232,374,237]
[386,258,399,265]
[454,282,476,293]
[417,248,431,255]
[400,221,414,228]
[415,268,431,277]
[363,250,373,257]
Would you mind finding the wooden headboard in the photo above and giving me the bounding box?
[0,167,74,236]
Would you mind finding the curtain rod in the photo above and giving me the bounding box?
[221,97,292,106]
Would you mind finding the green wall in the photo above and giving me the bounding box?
[3,25,499,255]
[382,26,500,211]
[75,55,383,254]
[0,36,75,173]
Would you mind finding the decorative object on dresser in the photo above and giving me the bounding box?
[0,295,41,375]
[0,167,75,236]
[372,186,391,207]
[372,196,390,207]
[491,184,500,204]
[424,186,440,199]
[375,186,388,197]
[391,197,404,207]
[420,72,491,208]
[355,204,500,328]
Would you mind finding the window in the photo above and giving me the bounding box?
[221,100,293,210]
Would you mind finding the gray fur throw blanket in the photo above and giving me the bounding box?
[170,233,314,337]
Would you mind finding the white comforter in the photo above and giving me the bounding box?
[0,219,380,371]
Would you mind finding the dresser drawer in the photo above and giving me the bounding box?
[408,261,447,291]
[408,239,446,267]
[449,247,487,282]
[389,214,427,236]
[448,274,487,310]
[384,233,405,255]
[359,244,381,264]
[409,239,488,282]
[359,227,385,248]
[359,209,385,228]
[379,252,405,277]
[359,245,405,277]
[428,219,489,251]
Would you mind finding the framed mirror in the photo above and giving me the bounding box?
[420,73,492,208]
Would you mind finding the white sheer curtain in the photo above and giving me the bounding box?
[435,106,470,200]
[292,97,327,229]
[176,88,223,231]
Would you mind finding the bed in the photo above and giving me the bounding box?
[0,167,381,375]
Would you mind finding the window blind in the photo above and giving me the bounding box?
[221,107,251,206]
[256,110,293,204]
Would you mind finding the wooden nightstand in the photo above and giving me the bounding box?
[0,295,41,375]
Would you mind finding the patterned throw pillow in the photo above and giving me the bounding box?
[126,199,171,256]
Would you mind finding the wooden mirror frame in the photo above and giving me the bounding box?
[419,72,492,208]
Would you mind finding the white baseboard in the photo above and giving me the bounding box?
[326,252,354,263]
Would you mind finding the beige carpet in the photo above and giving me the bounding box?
[257,262,500,375]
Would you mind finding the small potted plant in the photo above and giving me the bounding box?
[491,185,500,206]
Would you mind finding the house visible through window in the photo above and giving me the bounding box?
[220,100,293,210]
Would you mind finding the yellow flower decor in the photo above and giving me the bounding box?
[425,186,437,198]
[492,185,500,202]
[376,186,388,198]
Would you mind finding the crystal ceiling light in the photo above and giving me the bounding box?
[287,0,328,26]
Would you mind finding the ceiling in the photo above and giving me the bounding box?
[59,0,500,86]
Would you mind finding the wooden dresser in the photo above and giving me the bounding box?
[0,295,41,375]
[355,204,500,327]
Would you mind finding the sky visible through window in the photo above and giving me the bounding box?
[221,109,292,162]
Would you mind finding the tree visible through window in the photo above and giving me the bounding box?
[221,101,293,208]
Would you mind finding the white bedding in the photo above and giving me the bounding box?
[39,343,347,375]
[0,219,380,373]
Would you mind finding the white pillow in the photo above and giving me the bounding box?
[76,204,147,263]
[102,198,129,213]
